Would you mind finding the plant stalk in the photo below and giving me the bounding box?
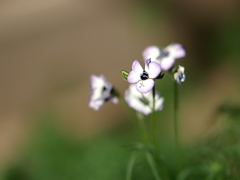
[174,81,182,175]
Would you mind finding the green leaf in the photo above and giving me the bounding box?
[126,150,140,180]
[121,70,129,80]
[145,151,162,180]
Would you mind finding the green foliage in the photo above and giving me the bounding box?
[2,114,155,180]
[3,101,240,180]
[178,101,240,180]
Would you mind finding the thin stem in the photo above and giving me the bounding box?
[154,153,170,180]
[173,81,182,175]
[136,112,150,144]
[152,85,156,112]
[126,151,140,180]
[151,86,159,151]
[146,151,162,180]
[152,86,170,180]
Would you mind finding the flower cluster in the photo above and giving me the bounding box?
[142,43,186,71]
[127,43,186,94]
[87,43,188,180]
[89,43,186,114]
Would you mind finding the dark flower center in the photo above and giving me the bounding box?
[139,97,149,105]
[178,73,184,80]
[103,87,116,102]
[160,50,169,57]
[176,72,186,84]
[102,86,107,92]
[140,70,149,80]
[178,73,185,82]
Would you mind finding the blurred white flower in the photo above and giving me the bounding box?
[89,75,118,110]
[125,84,164,115]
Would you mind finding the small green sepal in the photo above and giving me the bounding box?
[121,70,129,80]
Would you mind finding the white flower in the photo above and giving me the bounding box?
[142,43,186,71]
[127,59,161,94]
[89,75,118,110]
[173,65,186,84]
[125,84,164,115]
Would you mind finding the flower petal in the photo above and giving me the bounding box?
[89,99,104,111]
[90,75,104,89]
[89,74,117,110]
[132,60,143,74]
[125,84,151,115]
[109,97,119,104]
[147,62,161,79]
[127,70,140,83]
[174,65,186,84]
[125,84,164,115]
[160,56,175,71]
[166,43,186,59]
[136,79,154,94]
[142,46,160,62]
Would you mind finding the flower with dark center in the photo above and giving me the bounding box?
[173,65,186,84]
[127,59,161,94]
[89,75,118,110]
[140,70,149,80]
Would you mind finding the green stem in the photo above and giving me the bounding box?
[154,153,170,180]
[151,86,159,151]
[173,81,181,175]
[146,151,162,180]
[152,86,170,180]
[126,151,140,180]
[136,112,150,144]
[152,85,156,112]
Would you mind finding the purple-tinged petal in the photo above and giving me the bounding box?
[145,58,151,66]
[99,74,106,81]
[144,58,152,71]
[136,79,154,94]
[90,74,105,89]
[142,46,160,62]
[147,62,161,79]
[127,70,140,83]
[160,57,175,71]
[132,60,143,75]
[89,74,117,110]
[90,75,97,83]
[124,85,152,115]
[166,43,186,59]
[89,100,104,111]
[109,97,119,104]
[125,84,164,115]
[90,75,98,88]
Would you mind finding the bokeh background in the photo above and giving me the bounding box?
[0,0,240,179]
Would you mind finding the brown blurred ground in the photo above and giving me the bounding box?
[0,0,239,173]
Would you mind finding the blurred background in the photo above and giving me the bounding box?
[0,0,240,179]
